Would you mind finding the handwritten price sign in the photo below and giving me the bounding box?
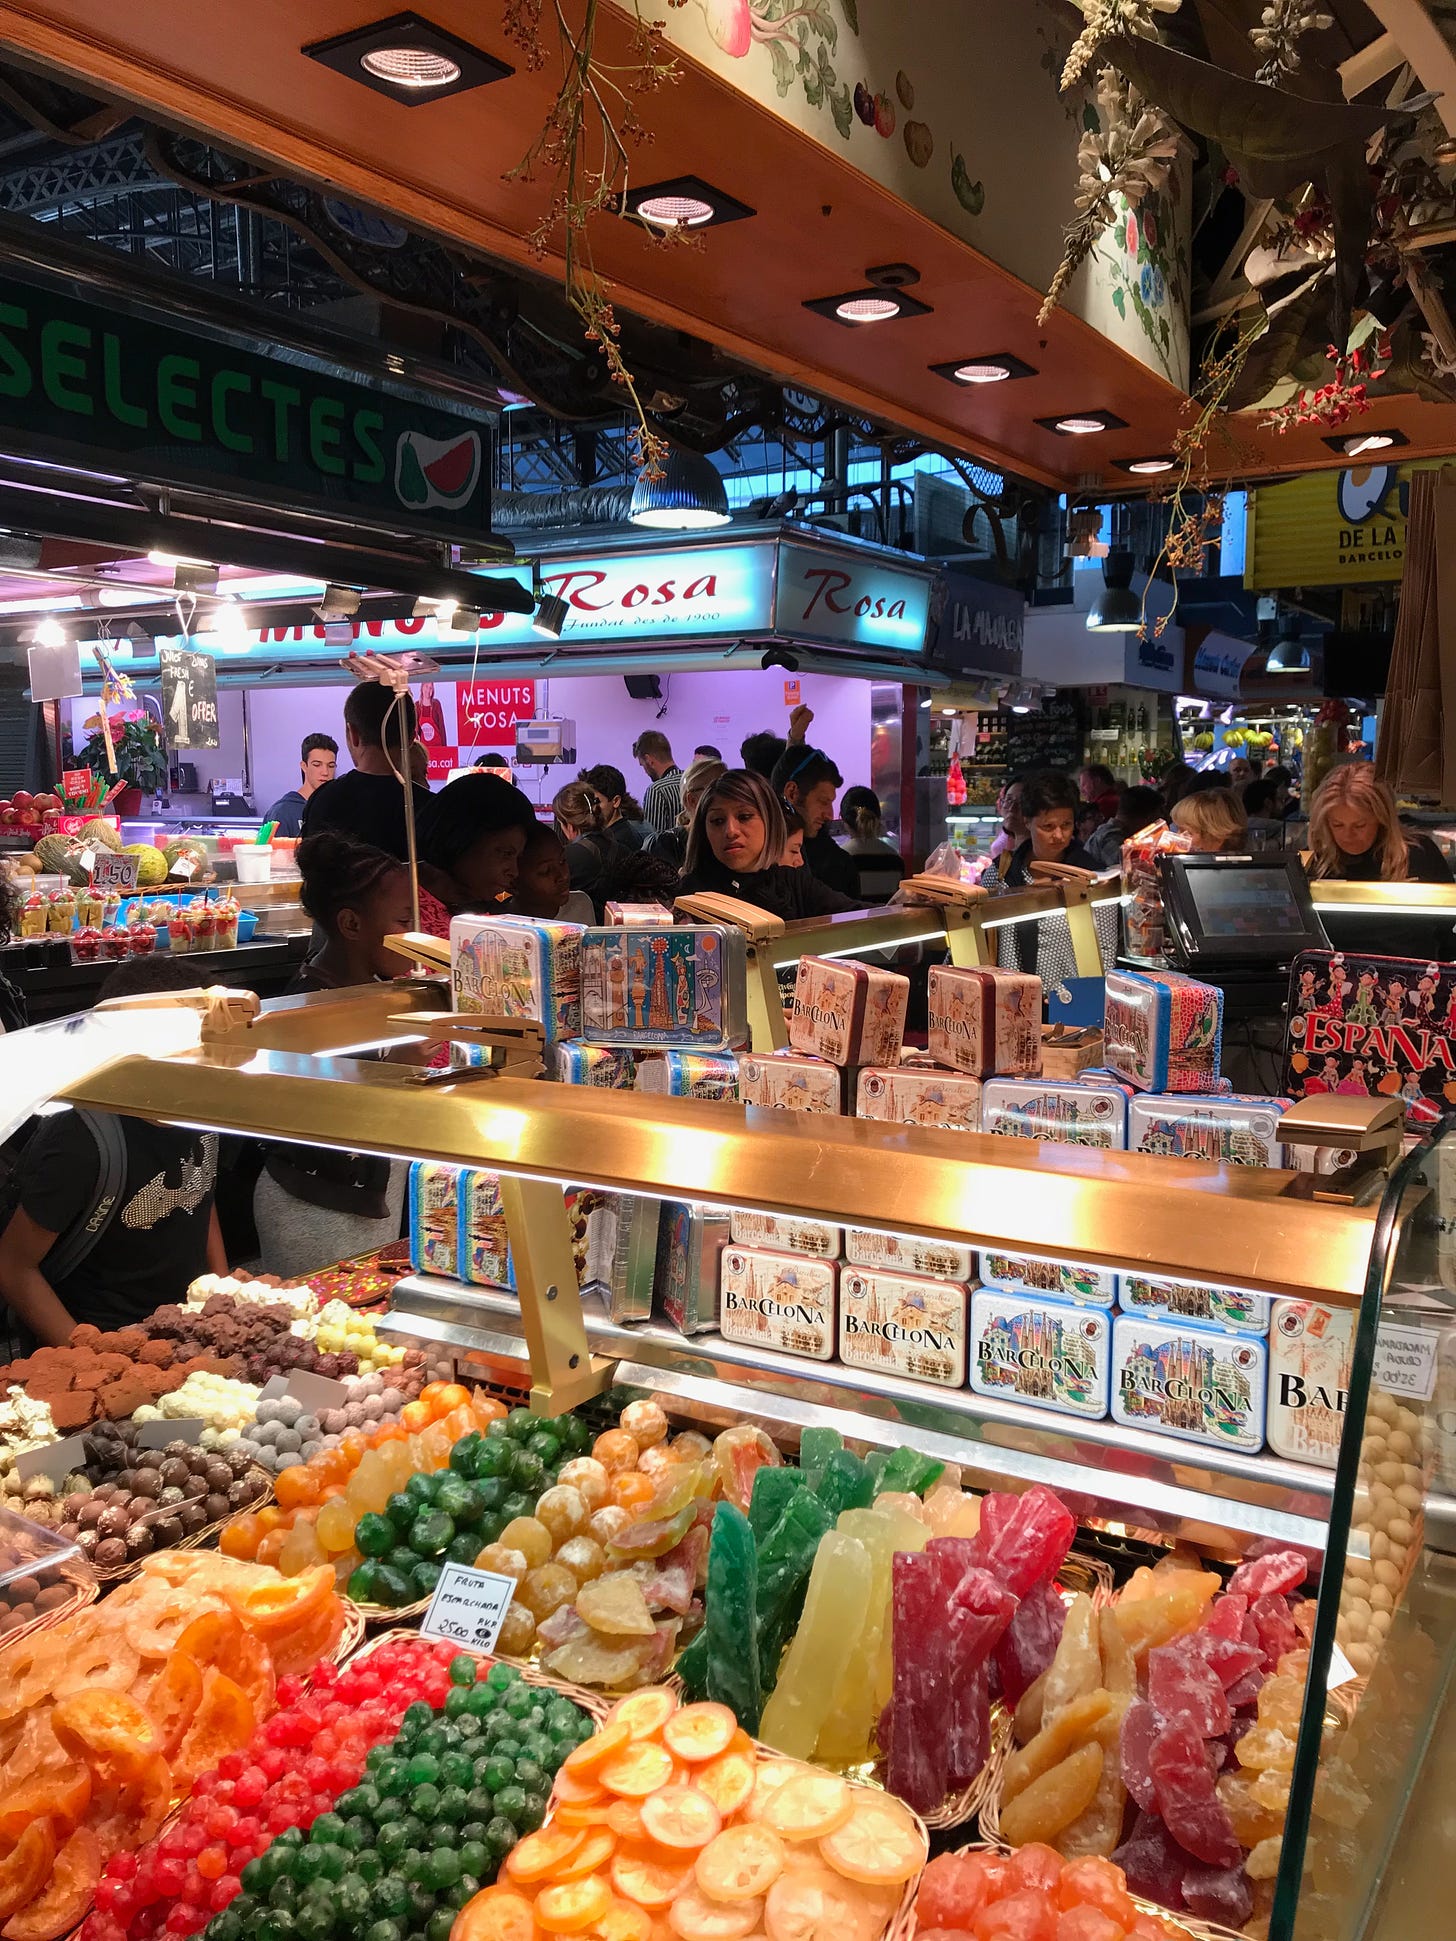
[91,853,140,892]
[420,1562,519,1653]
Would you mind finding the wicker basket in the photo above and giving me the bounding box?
[0,1571,98,1650]
[90,1464,276,1587]
[892,1840,1249,1941]
[340,1618,610,1721]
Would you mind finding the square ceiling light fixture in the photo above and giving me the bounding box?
[1113,455,1177,476]
[1321,428,1408,458]
[930,352,1037,386]
[805,263,932,327]
[1037,409,1128,436]
[620,176,755,231]
[303,13,514,103]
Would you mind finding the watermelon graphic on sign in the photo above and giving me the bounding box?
[394,428,481,511]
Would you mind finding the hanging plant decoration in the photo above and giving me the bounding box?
[1249,3,1334,88]
[502,0,681,479]
[1060,0,1183,95]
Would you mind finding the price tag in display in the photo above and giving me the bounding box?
[16,1434,88,1485]
[258,1375,290,1400]
[135,1418,207,1449]
[283,1369,350,1413]
[1373,1322,1439,1403]
[1326,1642,1360,1691]
[62,769,93,800]
[420,1561,519,1654]
[91,852,141,893]
[79,850,97,875]
[172,857,197,879]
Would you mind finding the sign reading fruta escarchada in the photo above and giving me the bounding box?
[0,266,489,543]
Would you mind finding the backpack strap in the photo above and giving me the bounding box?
[44,1111,130,1285]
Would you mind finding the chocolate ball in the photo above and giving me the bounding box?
[124,1524,153,1558]
[96,1506,131,1541]
[203,1492,231,1522]
[93,1538,127,1569]
[150,1514,184,1546]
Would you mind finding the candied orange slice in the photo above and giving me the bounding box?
[536,1876,613,1935]
[507,1827,587,1884]
[605,1800,647,1842]
[609,1689,679,1741]
[661,1705,736,1765]
[555,1830,617,1883]
[694,1827,785,1904]
[565,1721,632,1777]
[693,1752,755,1821]
[764,1862,893,1941]
[142,1651,203,1759]
[555,1769,610,1805]
[557,1800,611,1831]
[639,1789,721,1854]
[667,1889,761,1941]
[0,1766,91,1844]
[51,1690,157,1780]
[610,1848,695,1911]
[224,1564,334,1637]
[90,1753,171,1860]
[592,1902,652,1941]
[0,1825,55,1925]
[817,1797,925,1888]
[762,1773,853,1843]
[450,1886,539,1941]
[1,1824,101,1941]
[170,1668,255,1794]
[599,1742,674,1798]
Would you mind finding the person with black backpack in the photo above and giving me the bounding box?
[0,956,228,1347]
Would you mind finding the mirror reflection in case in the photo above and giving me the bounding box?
[1159,853,1330,967]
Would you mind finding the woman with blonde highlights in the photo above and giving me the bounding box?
[1172,786,1249,854]
[677,768,860,920]
[1308,766,1452,883]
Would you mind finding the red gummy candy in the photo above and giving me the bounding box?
[1192,1631,1264,1692]
[916,1853,993,1930]
[1054,1913,1122,1941]
[996,1577,1066,1706]
[972,1485,1076,1599]
[1113,1811,1189,1913]
[1148,1641,1232,1739]
[1226,1550,1307,1600]
[1203,1593,1247,1641]
[1165,1793,1242,1869]
[943,1565,1017,1788]
[1006,1845,1063,1897]
[888,1548,962,1812]
[1120,1698,1161,1814]
[1225,1670,1266,1710]
[970,1888,1056,1941]
[1249,1594,1300,1671]
[1151,1714,1245,1864]
[1180,1861,1254,1928]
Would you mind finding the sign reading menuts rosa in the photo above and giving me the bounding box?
[0,271,490,542]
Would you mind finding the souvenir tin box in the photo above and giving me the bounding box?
[738,1051,844,1114]
[978,1250,1117,1308]
[636,1050,740,1101]
[580,924,747,1051]
[981,1076,1129,1149]
[451,915,584,1041]
[458,1171,509,1288]
[969,1290,1111,1421]
[1127,1092,1289,1168]
[855,1065,982,1132]
[1119,1275,1270,1336]
[555,1042,641,1089]
[729,1210,841,1258]
[583,1194,658,1323]
[927,965,1042,1078]
[1266,1298,1355,1467]
[845,1228,975,1283]
[605,903,668,926]
[719,1248,837,1361]
[840,1268,969,1388]
[1284,947,1456,1127]
[789,955,908,1069]
[1110,1314,1267,1453]
[1103,968,1224,1094]
[408,1162,461,1279]
[655,1202,730,1336]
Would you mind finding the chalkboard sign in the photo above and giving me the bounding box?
[1003,696,1085,775]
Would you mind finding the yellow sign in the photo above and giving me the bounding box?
[1245,459,1446,589]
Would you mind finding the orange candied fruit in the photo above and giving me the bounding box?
[612,1472,656,1511]
[422,1380,471,1414]
[255,1526,290,1568]
[401,1400,432,1434]
[219,1514,262,1560]
[255,1505,288,1534]
[275,1467,320,1513]
[473,1395,508,1428]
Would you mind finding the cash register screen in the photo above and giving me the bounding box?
[1185,866,1310,938]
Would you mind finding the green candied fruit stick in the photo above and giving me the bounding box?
[797,1426,843,1482]
[675,1625,709,1700]
[812,1446,875,1517]
[703,1501,763,1734]
[748,1464,805,1546]
[863,1449,891,1490]
[878,1444,946,1498]
[755,1490,835,1692]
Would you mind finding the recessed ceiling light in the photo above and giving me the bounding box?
[1323,428,1408,457]
[930,352,1036,386]
[805,268,932,327]
[303,12,513,105]
[837,296,901,323]
[621,176,754,231]
[1115,455,1177,475]
[1038,410,1127,436]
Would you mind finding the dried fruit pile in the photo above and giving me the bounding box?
[914,1843,1179,1941]
[1001,1550,1315,1931]
[0,1551,346,1941]
[456,1686,926,1941]
[79,1634,434,1941]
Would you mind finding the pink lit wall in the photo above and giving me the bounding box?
[246,669,873,818]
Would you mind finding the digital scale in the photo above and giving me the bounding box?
[514,718,577,765]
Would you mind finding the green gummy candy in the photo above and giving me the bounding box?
[879,1445,946,1498]
[756,1491,834,1690]
[675,1625,709,1700]
[704,1501,763,1734]
[797,1426,843,1481]
[863,1449,891,1489]
[748,1465,805,1545]
[812,1447,875,1517]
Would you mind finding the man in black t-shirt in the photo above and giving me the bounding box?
[0,960,227,1345]
[302,683,433,860]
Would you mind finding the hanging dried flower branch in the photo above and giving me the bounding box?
[1261,334,1392,432]
[1039,67,1184,325]
[503,0,678,477]
[1060,0,1182,94]
[1250,4,1334,88]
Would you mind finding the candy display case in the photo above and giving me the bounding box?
[9,976,1454,1941]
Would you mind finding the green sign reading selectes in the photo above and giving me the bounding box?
[0,272,490,543]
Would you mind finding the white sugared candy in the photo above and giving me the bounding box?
[135,1370,261,1434]
[232,1393,324,1474]
[187,1273,317,1321]
[310,1298,405,1372]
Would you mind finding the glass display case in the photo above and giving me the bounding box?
[12,973,1453,1941]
